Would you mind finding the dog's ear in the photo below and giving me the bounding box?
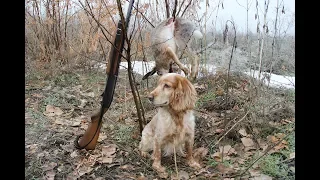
[142,67,157,80]
[170,76,197,112]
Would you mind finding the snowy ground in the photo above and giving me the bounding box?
[95,61,295,89]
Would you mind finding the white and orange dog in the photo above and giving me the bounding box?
[139,73,200,177]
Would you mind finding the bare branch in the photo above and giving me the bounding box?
[124,0,155,28]
[165,0,170,18]
[176,0,185,17]
[172,0,178,19]
[180,0,192,17]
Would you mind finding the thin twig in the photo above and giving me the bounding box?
[180,0,192,17]
[210,111,249,149]
[172,0,178,19]
[173,142,179,178]
[176,0,185,17]
[224,20,237,117]
[125,0,155,28]
[233,130,294,178]
[165,0,170,18]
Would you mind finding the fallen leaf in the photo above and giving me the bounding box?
[57,165,64,172]
[79,99,87,108]
[257,139,268,150]
[249,169,261,177]
[43,85,52,91]
[37,151,49,159]
[290,167,295,173]
[289,152,295,159]
[63,108,74,118]
[72,85,83,92]
[241,137,255,147]
[237,158,246,164]
[66,172,78,180]
[32,93,44,98]
[250,174,272,180]
[82,92,95,97]
[136,174,148,180]
[54,119,67,125]
[238,128,248,137]
[232,105,240,111]
[60,144,74,153]
[102,157,113,164]
[215,128,224,133]
[43,105,63,116]
[212,152,222,162]
[216,88,224,96]
[42,162,57,171]
[275,133,285,139]
[45,170,56,180]
[253,128,260,134]
[193,147,209,162]
[78,166,93,177]
[102,144,117,157]
[71,121,81,127]
[274,141,288,151]
[171,170,189,180]
[119,164,135,171]
[194,83,206,90]
[97,133,107,142]
[216,163,235,175]
[94,177,105,180]
[26,144,39,154]
[70,151,78,158]
[244,146,257,152]
[267,135,288,151]
[178,170,189,180]
[219,145,237,156]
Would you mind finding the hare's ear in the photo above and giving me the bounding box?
[142,67,157,80]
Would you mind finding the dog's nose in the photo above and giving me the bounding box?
[147,95,154,102]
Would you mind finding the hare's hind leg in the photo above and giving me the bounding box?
[185,49,199,81]
[166,47,189,76]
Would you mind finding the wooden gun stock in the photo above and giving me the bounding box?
[74,108,108,150]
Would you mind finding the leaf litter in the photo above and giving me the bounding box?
[25,71,295,179]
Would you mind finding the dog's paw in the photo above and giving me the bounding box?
[188,159,201,169]
[152,163,168,178]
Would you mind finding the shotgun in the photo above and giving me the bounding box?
[74,0,134,150]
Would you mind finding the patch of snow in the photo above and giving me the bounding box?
[244,70,295,89]
[95,61,295,89]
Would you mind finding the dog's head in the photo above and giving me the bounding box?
[147,73,197,112]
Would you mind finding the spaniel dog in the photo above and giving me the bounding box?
[139,73,200,177]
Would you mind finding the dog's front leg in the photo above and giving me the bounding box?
[152,139,168,178]
[185,137,201,169]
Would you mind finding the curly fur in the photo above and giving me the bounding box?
[139,73,200,175]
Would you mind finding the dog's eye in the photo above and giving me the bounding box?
[164,84,171,88]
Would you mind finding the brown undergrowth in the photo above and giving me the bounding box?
[25,68,295,179]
